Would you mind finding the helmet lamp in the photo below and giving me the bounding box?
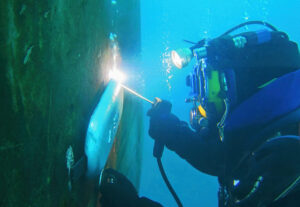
[171,48,193,69]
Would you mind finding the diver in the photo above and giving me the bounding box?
[98,21,300,207]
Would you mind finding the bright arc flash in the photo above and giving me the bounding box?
[109,69,126,83]
[109,69,153,105]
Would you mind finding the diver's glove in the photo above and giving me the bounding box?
[231,136,300,207]
[98,168,162,207]
[147,98,224,176]
[147,98,181,147]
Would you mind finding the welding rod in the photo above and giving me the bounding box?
[119,83,154,104]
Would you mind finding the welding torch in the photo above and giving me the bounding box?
[118,83,166,158]
[116,80,182,207]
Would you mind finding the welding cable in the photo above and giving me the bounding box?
[157,158,183,207]
[220,20,278,37]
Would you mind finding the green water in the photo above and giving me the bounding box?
[0,1,141,206]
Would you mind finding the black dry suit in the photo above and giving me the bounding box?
[148,29,300,207]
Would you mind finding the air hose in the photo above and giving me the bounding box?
[154,140,183,207]
[157,157,183,207]
[185,21,279,50]
[220,20,278,37]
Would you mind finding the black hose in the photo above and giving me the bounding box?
[157,158,183,207]
[183,39,198,44]
[183,21,279,48]
[220,20,278,37]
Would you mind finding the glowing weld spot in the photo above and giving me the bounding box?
[109,69,126,84]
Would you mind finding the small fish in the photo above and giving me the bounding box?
[66,146,74,191]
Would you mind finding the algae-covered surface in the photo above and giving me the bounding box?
[0,0,142,206]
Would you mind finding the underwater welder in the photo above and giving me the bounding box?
[98,21,300,207]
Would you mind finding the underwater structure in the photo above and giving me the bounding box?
[0,0,142,206]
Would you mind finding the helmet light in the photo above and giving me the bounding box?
[171,48,193,69]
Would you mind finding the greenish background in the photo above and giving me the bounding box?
[0,0,142,206]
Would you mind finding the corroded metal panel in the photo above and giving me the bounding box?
[0,0,141,206]
[106,95,144,190]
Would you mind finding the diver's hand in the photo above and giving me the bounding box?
[98,168,138,207]
[147,98,180,145]
[98,168,163,207]
[232,136,300,207]
[147,98,172,117]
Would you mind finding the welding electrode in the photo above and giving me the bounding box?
[119,84,154,104]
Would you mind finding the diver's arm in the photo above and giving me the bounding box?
[166,120,224,176]
[99,168,163,207]
[148,111,224,176]
[138,197,163,207]
[147,99,225,176]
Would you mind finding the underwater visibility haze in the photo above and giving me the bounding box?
[1,0,300,206]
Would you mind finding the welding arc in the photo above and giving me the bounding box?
[119,83,154,104]
[119,83,182,206]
